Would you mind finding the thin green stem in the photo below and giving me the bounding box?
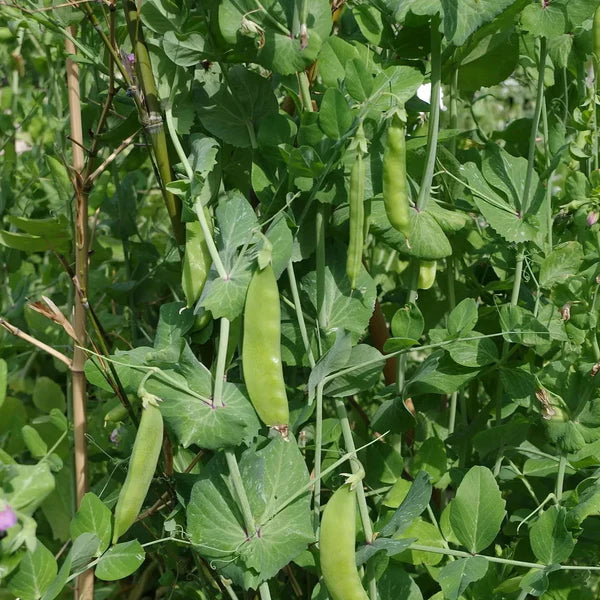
[316,204,327,331]
[555,453,567,502]
[213,318,230,407]
[416,16,442,212]
[522,36,547,215]
[541,97,553,253]
[287,262,316,368]
[511,248,525,307]
[517,589,529,600]
[314,382,324,528]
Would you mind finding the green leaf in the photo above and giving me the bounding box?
[521,2,567,36]
[530,506,575,565]
[0,229,68,253]
[95,541,146,581]
[308,330,352,401]
[499,305,549,347]
[395,0,515,46]
[411,438,447,484]
[217,0,332,75]
[450,466,506,553]
[151,368,259,450]
[197,66,278,148]
[438,556,489,600]
[32,377,66,413]
[70,493,112,555]
[317,36,360,89]
[4,462,55,515]
[21,426,47,459]
[447,298,478,337]
[355,539,415,568]
[301,244,377,341]
[407,351,480,396]
[318,88,353,140]
[324,344,385,397]
[187,436,314,588]
[40,550,71,600]
[8,542,57,600]
[45,156,72,216]
[381,471,432,537]
[539,242,583,289]
[378,564,423,600]
[71,533,101,572]
[393,518,445,565]
[345,58,374,102]
[461,162,538,243]
[519,568,551,596]
[446,333,498,367]
[391,303,425,341]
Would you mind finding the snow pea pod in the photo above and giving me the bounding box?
[346,149,366,290]
[383,114,411,238]
[320,483,369,600]
[112,402,163,543]
[418,260,437,290]
[181,209,213,309]
[242,263,289,429]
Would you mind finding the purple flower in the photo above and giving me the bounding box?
[587,211,598,227]
[126,53,135,65]
[0,505,17,532]
[110,428,120,445]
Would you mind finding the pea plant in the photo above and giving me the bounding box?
[3,0,600,599]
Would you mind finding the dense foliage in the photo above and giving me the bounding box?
[3,1,600,599]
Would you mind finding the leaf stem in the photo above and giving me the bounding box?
[416,15,442,212]
[522,36,547,215]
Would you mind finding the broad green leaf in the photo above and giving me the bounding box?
[308,330,352,401]
[499,305,549,347]
[189,135,219,176]
[8,542,57,600]
[393,518,445,565]
[447,298,478,337]
[407,351,480,396]
[378,564,423,600]
[411,438,447,484]
[394,0,515,46]
[461,162,538,243]
[301,244,377,341]
[405,209,452,260]
[70,493,112,555]
[381,471,432,537]
[318,88,353,139]
[318,36,360,88]
[446,333,498,367]
[473,419,530,458]
[0,229,69,253]
[21,426,47,459]
[324,344,385,397]
[4,462,55,515]
[197,66,278,148]
[521,2,567,36]
[40,549,71,600]
[519,568,551,596]
[32,377,66,413]
[152,374,259,450]
[71,533,101,572]
[45,156,72,216]
[187,436,314,588]
[530,506,575,565]
[450,466,506,553]
[345,57,374,102]
[217,0,331,75]
[391,303,425,341]
[438,556,489,600]
[539,242,583,289]
[95,540,145,581]
[567,482,600,527]
[355,539,415,568]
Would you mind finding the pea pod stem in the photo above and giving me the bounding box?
[287,262,316,369]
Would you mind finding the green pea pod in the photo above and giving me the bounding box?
[418,260,437,290]
[346,150,366,290]
[112,403,163,544]
[320,483,369,600]
[383,114,411,238]
[182,210,213,309]
[242,264,289,429]
[104,403,129,425]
